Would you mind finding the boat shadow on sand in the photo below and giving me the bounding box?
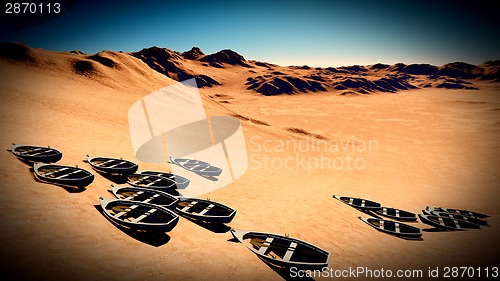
[226,238,316,281]
[196,174,219,181]
[181,216,231,233]
[29,167,86,193]
[93,205,171,247]
[421,227,452,233]
[93,170,129,184]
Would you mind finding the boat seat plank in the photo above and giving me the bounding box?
[94,159,115,167]
[123,191,144,201]
[395,209,400,217]
[54,169,83,179]
[349,198,354,205]
[20,147,45,154]
[145,178,163,187]
[453,219,461,229]
[181,201,198,212]
[282,242,297,262]
[438,217,445,227]
[258,237,274,255]
[43,167,68,177]
[130,176,149,185]
[395,223,400,234]
[143,193,160,203]
[198,204,215,216]
[114,204,139,219]
[361,200,366,207]
[379,220,385,230]
[132,208,157,223]
[30,150,52,156]
[107,161,127,169]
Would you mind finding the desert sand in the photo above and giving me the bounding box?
[0,43,499,280]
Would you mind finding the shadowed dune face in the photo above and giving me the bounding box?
[245,75,328,95]
[182,47,205,60]
[199,49,252,68]
[131,47,221,87]
[73,59,97,76]
[0,42,35,62]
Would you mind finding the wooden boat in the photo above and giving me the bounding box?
[140,170,190,189]
[33,163,94,188]
[127,173,177,191]
[332,195,382,211]
[422,210,489,226]
[374,207,417,222]
[169,157,222,177]
[11,143,62,163]
[99,197,179,232]
[230,229,330,271]
[425,206,489,219]
[418,214,481,230]
[176,197,236,223]
[110,185,179,210]
[358,217,422,239]
[85,155,138,176]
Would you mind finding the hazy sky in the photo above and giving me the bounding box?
[1,0,498,67]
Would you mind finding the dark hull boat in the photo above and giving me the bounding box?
[140,170,190,189]
[110,185,179,210]
[358,217,422,239]
[425,206,489,219]
[127,174,177,191]
[33,163,94,188]
[374,207,417,222]
[169,157,222,177]
[418,214,481,230]
[11,143,62,163]
[332,195,382,211]
[422,210,489,227]
[231,230,330,271]
[85,155,138,176]
[176,197,236,223]
[99,197,179,232]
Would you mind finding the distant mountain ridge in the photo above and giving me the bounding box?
[1,42,498,96]
[129,45,499,95]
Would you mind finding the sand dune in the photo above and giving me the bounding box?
[1,43,499,280]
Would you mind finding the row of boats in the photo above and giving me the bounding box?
[12,144,491,271]
[333,195,490,240]
[10,143,331,271]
